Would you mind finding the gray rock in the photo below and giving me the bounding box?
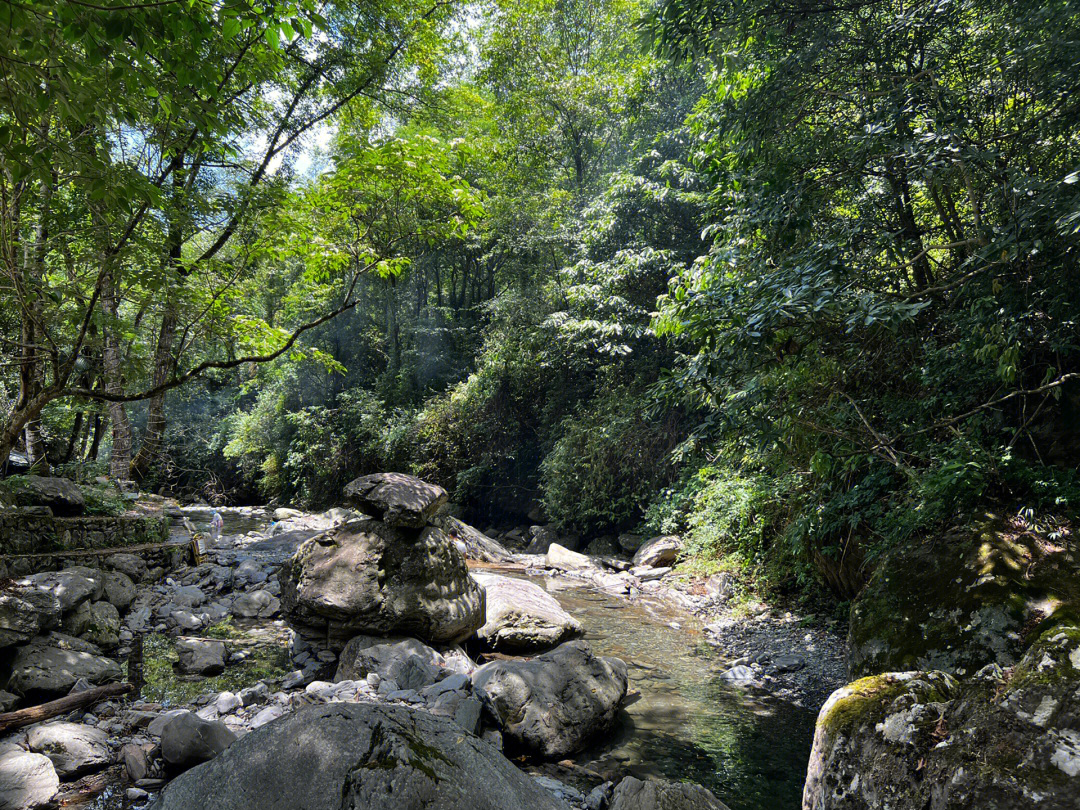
[343,472,448,528]
[610,777,731,810]
[473,573,582,652]
[159,712,236,772]
[170,610,202,631]
[704,573,734,602]
[0,584,61,648]
[81,601,120,648]
[121,743,154,782]
[238,682,270,706]
[169,586,206,609]
[4,476,85,515]
[434,515,515,563]
[847,514,1080,678]
[102,571,136,611]
[231,590,279,619]
[150,702,566,810]
[585,536,620,557]
[106,553,148,582]
[546,543,603,573]
[334,636,445,689]
[6,632,122,698]
[719,665,756,683]
[25,569,101,612]
[525,525,562,555]
[805,625,1080,810]
[174,637,226,675]
[0,690,18,711]
[26,721,112,778]
[280,519,484,645]
[250,705,284,728]
[472,639,628,758]
[617,533,645,554]
[632,536,681,568]
[0,751,59,809]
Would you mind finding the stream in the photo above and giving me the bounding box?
[507,574,816,810]
[158,508,816,808]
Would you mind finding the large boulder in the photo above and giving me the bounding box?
[0,584,61,648]
[632,536,681,568]
[24,568,103,613]
[2,476,85,516]
[280,519,484,646]
[102,570,136,611]
[26,721,112,779]
[160,712,237,772]
[472,639,628,758]
[804,627,1080,809]
[848,514,1080,678]
[0,751,59,809]
[150,702,567,810]
[611,777,731,810]
[343,472,447,528]
[473,573,582,652]
[6,632,122,699]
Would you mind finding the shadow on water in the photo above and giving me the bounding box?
[546,583,815,810]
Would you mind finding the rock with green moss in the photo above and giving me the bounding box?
[804,626,1080,809]
[848,514,1080,678]
[0,476,85,516]
[150,702,566,810]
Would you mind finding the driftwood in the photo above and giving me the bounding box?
[0,682,133,734]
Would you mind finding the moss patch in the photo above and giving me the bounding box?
[139,633,290,706]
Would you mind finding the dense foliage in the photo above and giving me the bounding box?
[4,0,1078,601]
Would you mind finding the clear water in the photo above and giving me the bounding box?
[535,579,815,810]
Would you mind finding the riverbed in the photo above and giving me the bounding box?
[502,574,816,810]
[158,508,817,808]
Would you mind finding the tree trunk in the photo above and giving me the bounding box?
[86,414,106,461]
[100,269,133,480]
[61,412,84,464]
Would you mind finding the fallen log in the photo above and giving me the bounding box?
[0,682,133,734]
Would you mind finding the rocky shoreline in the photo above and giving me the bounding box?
[2,474,765,810]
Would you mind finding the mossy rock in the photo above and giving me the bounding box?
[847,513,1080,678]
[805,628,1080,810]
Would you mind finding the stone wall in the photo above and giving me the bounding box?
[0,510,171,556]
[0,540,191,578]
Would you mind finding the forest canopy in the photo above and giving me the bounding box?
[2,0,1078,599]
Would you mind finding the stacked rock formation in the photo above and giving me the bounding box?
[280,473,485,647]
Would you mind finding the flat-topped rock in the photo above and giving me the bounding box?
[26,721,112,779]
[24,568,103,613]
[280,519,484,645]
[150,702,566,810]
[473,573,582,652]
[6,632,122,698]
[1,476,85,516]
[343,472,447,528]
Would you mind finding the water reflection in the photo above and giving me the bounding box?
[544,582,814,810]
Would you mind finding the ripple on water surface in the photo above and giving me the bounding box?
[545,583,815,810]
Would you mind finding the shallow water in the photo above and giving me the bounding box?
[537,579,815,810]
